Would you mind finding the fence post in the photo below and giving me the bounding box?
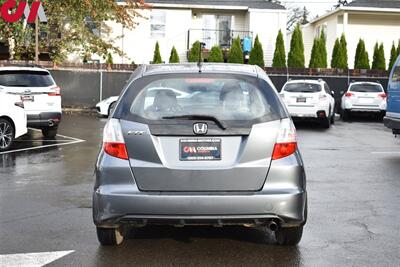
[99,70,103,101]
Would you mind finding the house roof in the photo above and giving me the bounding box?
[346,0,400,9]
[144,0,285,10]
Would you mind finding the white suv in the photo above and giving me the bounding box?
[0,92,27,152]
[341,82,387,121]
[280,79,336,128]
[0,66,61,138]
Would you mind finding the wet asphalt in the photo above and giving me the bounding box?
[0,114,399,266]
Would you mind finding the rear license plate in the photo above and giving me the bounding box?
[297,97,307,103]
[180,139,221,161]
[358,97,373,104]
[21,95,34,102]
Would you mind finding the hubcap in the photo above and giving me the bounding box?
[0,122,13,149]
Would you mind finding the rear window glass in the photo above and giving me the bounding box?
[350,84,383,93]
[392,66,400,83]
[283,83,321,93]
[115,74,287,125]
[0,71,54,87]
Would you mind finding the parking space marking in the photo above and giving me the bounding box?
[371,151,400,154]
[0,129,86,155]
[0,250,74,267]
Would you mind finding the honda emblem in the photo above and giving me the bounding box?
[193,123,208,135]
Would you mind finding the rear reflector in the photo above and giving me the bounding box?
[103,118,128,160]
[272,119,297,160]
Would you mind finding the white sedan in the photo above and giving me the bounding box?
[341,82,387,121]
[96,96,119,117]
[0,91,28,152]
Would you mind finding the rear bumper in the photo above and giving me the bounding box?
[384,116,400,131]
[93,152,307,228]
[287,104,329,119]
[27,112,62,128]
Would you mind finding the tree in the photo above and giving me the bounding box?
[188,41,201,62]
[397,40,400,58]
[338,34,349,69]
[1,1,147,63]
[249,35,265,67]
[272,30,286,68]
[331,38,340,68]
[169,46,180,63]
[335,0,349,8]
[106,53,113,64]
[372,43,386,70]
[389,42,397,70]
[310,31,327,68]
[354,39,370,69]
[228,36,243,64]
[152,42,162,64]
[286,6,309,31]
[288,24,305,68]
[208,46,224,62]
[320,31,328,68]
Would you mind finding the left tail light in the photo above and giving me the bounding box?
[272,119,297,160]
[103,118,129,160]
[48,86,61,96]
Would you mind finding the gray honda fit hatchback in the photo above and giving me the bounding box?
[93,64,307,246]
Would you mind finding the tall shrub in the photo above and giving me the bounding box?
[249,35,265,67]
[372,42,386,70]
[354,39,370,69]
[397,40,400,57]
[331,38,340,68]
[208,46,224,62]
[272,30,286,68]
[152,42,162,64]
[389,42,397,70]
[338,34,348,69]
[228,36,244,64]
[188,41,201,62]
[309,31,327,68]
[106,53,113,64]
[169,46,180,63]
[288,24,305,68]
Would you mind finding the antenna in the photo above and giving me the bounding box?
[198,42,206,73]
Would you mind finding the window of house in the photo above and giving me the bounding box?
[315,24,327,38]
[150,10,166,38]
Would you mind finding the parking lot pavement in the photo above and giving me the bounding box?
[0,114,399,266]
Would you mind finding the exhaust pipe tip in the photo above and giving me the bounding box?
[268,221,278,232]
[48,120,55,127]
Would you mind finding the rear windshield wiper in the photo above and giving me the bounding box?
[162,115,227,130]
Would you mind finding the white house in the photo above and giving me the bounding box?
[290,0,400,69]
[101,0,287,65]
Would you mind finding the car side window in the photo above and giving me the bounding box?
[324,83,331,95]
[392,66,400,83]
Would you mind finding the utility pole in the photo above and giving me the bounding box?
[35,16,39,64]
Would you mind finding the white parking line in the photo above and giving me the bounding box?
[0,129,86,155]
[371,151,400,154]
[0,250,74,267]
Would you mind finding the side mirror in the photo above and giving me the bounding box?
[340,91,344,95]
[331,91,335,96]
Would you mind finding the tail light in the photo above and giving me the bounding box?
[48,86,61,96]
[378,93,387,99]
[272,119,297,160]
[345,92,354,97]
[103,118,128,160]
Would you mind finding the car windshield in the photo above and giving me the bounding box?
[116,74,286,124]
[284,83,321,93]
[0,71,54,87]
[350,84,383,93]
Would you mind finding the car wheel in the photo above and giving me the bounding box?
[275,226,303,246]
[108,102,116,117]
[330,108,336,125]
[42,126,58,139]
[96,227,124,246]
[341,109,350,121]
[321,113,331,129]
[0,118,15,152]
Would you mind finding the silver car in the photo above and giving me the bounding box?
[93,64,307,246]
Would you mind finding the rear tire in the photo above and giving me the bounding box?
[0,118,15,152]
[275,226,303,246]
[321,115,331,129]
[341,109,351,121]
[96,227,125,246]
[42,126,58,139]
[330,109,336,125]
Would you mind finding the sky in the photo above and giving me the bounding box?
[278,0,343,17]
